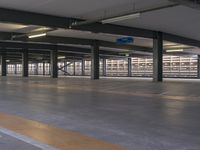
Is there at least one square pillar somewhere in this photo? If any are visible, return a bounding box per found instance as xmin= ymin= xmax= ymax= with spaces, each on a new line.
xmin=153 ymin=31 xmax=163 ymax=82
xmin=14 ymin=64 xmax=17 ymax=75
xmin=82 ymin=59 xmax=85 ymax=76
xmin=22 ymin=50 xmax=29 ymax=77
xmin=102 ymin=58 xmax=107 ymax=76
xmin=128 ymin=57 xmax=132 ymax=77
xmin=35 ymin=63 xmax=38 ymax=75
xmin=91 ymin=40 xmax=100 ymax=80
xmin=73 ymin=58 xmax=76 ymax=76
xmin=64 ymin=60 xmax=68 ymax=75
xmin=198 ymin=55 xmax=200 ymax=78
xmin=43 ymin=62 xmax=45 ymax=76
xmin=50 ymin=50 xmax=58 ymax=78
xmin=1 ymin=52 xmax=7 ymax=76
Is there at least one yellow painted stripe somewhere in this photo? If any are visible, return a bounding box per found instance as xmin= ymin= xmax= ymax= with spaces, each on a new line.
xmin=0 ymin=113 xmax=128 ymax=150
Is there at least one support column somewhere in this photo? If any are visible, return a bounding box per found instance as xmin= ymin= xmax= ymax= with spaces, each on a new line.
xmin=14 ymin=64 xmax=17 ymax=75
xmin=128 ymin=57 xmax=132 ymax=77
xmin=153 ymin=31 xmax=163 ymax=82
xmin=35 ymin=63 xmax=38 ymax=75
xmin=1 ymin=52 xmax=7 ymax=76
xmin=91 ymin=40 xmax=100 ymax=80
xmin=22 ymin=50 xmax=29 ymax=77
xmin=43 ymin=62 xmax=45 ymax=76
xmin=64 ymin=60 xmax=67 ymax=75
xmin=82 ymin=59 xmax=85 ymax=76
xmin=50 ymin=50 xmax=58 ymax=78
xmin=197 ymin=55 xmax=200 ymax=78
xmin=49 ymin=62 xmax=51 ymax=75
xmin=102 ymin=58 xmax=107 ymax=76
xmin=73 ymin=58 xmax=76 ymax=76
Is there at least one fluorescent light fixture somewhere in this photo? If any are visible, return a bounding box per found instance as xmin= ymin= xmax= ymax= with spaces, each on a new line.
xmin=28 ymin=33 xmax=47 ymax=39
xmin=125 ymin=53 xmax=130 ymax=57
xmin=164 ymin=43 xmax=176 ymax=46
xmin=166 ymin=49 xmax=184 ymax=52
xmin=102 ymin=13 xmax=140 ymax=24
xmin=6 ymin=60 xmax=10 ymax=63
xmin=58 ymin=56 xmax=66 ymax=59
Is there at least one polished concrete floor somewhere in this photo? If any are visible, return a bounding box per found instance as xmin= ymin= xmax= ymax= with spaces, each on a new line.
xmin=0 ymin=77 xmax=200 ymax=150
xmin=0 ymin=132 xmax=40 ymax=150
xmin=0 ymin=113 xmax=126 ymax=150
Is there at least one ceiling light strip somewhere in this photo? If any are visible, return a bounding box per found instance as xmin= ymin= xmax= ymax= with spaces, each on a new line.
xmin=166 ymin=49 xmax=184 ymax=52
xmin=28 ymin=33 xmax=47 ymax=39
xmin=101 ymin=13 xmax=140 ymax=24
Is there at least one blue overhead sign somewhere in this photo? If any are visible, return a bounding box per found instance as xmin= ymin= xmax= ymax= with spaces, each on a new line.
xmin=116 ymin=37 xmax=134 ymax=45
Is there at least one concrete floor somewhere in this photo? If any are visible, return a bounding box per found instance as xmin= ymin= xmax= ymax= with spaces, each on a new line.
xmin=0 ymin=77 xmax=200 ymax=150
xmin=0 ymin=132 xmax=40 ymax=150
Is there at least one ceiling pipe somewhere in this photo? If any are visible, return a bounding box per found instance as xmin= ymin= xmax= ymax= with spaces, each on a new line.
xmin=11 ymin=28 xmax=56 ymax=40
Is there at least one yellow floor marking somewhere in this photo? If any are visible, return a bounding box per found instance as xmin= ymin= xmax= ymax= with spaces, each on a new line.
xmin=0 ymin=113 xmax=128 ymax=150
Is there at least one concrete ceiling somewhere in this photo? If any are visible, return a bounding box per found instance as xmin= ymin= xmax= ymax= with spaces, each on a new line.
xmin=0 ymin=0 xmax=171 ymax=18
xmin=0 ymin=0 xmax=199 ymax=41
xmin=115 ymin=5 xmax=200 ymax=41
xmin=0 ymin=0 xmax=199 ymax=55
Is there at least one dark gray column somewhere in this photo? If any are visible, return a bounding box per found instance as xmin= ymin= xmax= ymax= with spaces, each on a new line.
xmin=91 ymin=40 xmax=100 ymax=80
xmin=49 ymin=62 xmax=51 ymax=75
xmin=50 ymin=50 xmax=58 ymax=78
xmin=153 ymin=31 xmax=163 ymax=82
xmin=73 ymin=58 xmax=76 ymax=76
xmin=102 ymin=58 xmax=107 ymax=76
xmin=128 ymin=57 xmax=132 ymax=77
xmin=35 ymin=63 xmax=38 ymax=75
xmin=1 ymin=52 xmax=7 ymax=76
xmin=43 ymin=62 xmax=45 ymax=76
xmin=14 ymin=64 xmax=17 ymax=75
xmin=64 ymin=60 xmax=67 ymax=75
xmin=198 ymin=55 xmax=200 ymax=78
xmin=82 ymin=59 xmax=85 ymax=76
xmin=22 ymin=50 xmax=29 ymax=77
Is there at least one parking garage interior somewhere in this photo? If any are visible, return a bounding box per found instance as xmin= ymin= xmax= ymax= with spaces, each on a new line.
xmin=0 ymin=0 xmax=200 ymax=150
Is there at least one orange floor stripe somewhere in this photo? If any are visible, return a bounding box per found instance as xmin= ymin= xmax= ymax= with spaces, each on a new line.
xmin=0 ymin=113 xmax=128 ymax=150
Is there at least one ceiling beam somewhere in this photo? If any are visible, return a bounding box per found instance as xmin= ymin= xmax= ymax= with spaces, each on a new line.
xmin=0 ymin=32 xmax=152 ymax=52
xmin=73 ymin=23 xmax=154 ymax=38
xmin=4 ymin=53 xmax=83 ymax=60
xmin=30 ymin=36 xmax=92 ymax=45
xmin=2 ymin=50 xmax=125 ymax=61
xmin=163 ymin=33 xmax=200 ymax=47
xmin=0 ymin=7 xmax=154 ymax=38
xmin=0 ymin=41 xmax=55 ymax=50
xmin=168 ymin=0 xmax=200 ymax=10
xmin=27 ymin=36 xmax=152 ymax=52
xmin=99 ymin=40 xmax=152 ymax=52
xmin=0 ymin=7 xmax=199 ymax=48
xmin=0 ymin=40 xmax=125 ymax=57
